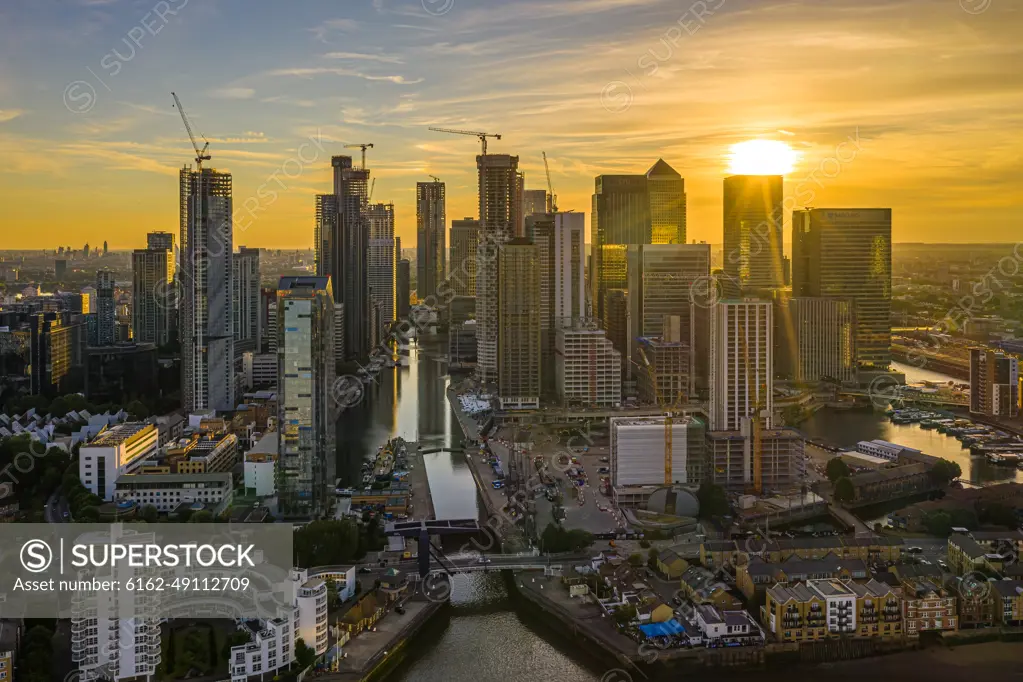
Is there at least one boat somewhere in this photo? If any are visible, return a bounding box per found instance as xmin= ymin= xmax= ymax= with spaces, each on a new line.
xmin=986 ymin=453 xmax=1022 ymax=466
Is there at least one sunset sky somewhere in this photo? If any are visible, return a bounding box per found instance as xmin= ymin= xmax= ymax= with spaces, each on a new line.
xmin=0 ymin=0 xmax=1020 ymax=249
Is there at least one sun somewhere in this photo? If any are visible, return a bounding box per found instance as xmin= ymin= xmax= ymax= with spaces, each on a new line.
xmin=727 ymin=139 xmax=800 ymax=175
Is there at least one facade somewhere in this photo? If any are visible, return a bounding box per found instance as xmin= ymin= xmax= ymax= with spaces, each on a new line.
xmin=497 ymin=238 xmax=540 ymax=409
xmin=113 ymin=472 xmax=233 ymax=513
xmin=416 ymin=180 xmax=446 ymax=300
xmin=79 ymin=423 xmax=160 ymax=500
xmin=164 ymin=432 xmax=239 ymax=474
xmin=95 ymin=268 xmax=116 ymax=346
xmin=970 ymin=348 xmax=1019 ymax=417
xmin=276 ymin=276 xmax=336 ymax=518
xmin=722 ymin=175 xmax=784 ymax=293
xmin=314 ymin=194 xmax=338 ymax=285
xmin=29 ymin=311 xmax=75 ymax=396
xmin=555 ymin=327 xmax=622 ymax=407
xmin=792 ymin=208 xmax=893 ymax=368
xmin=131 ymin=236 xmax=175 ymax=346
xmin=396 ymin=259 xmax=411 ymax=320
xmin=449 ymin=217 xmax=481 ymax=297
xmin=477 ymin=154 xmax=522 ymax=383
xmin=367 ymin=202 xmax=397 ymax=325
xmin=232 ymin=246 xmax=262 ymax=357
xmin=242 ymin=351 xmax=277 ymax=389
xmin=180 ymin=166 xmax=235 ymax=412
xmin=763 ymin=579 xmax=902 ymax=641
xmin=325 ymin=156 xmax=370 ymax=360
xmin=646 ymin=159 xmax=686 ymax=245
xmin=707 ymin=428 xmax=803 ymax=491
xmin=709 ymin=300 xmax=773 ymax=431
xmin=604 ymin=288 xmax=631 ymax=385
xmin=245 ymin=432 xmax=278 ymax=497
xmin=636 ymin=330 xmax=689 ymax=405
xmin=592 ymin=174 xmax=650 ymax=322
xmin=610 ymin=415 xmax=705 ymax=486
xmin=777 ymin=296 xmax=855 ymax=382
xmin=522 ymin=188 xmax=548 ymax=217
xmin=901 ymin=578 xmax=958 ymax=635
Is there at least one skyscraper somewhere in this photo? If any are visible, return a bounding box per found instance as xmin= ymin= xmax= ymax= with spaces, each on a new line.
xmin=147 ymin=231 xmax=175 ymax=252
xmin=792 ymin=208 xmax=893 ymax=369
xmin=367 ymin=202 xmax=396 ymax=327
xmin=722 ymin=175 xmax=784 ymax=293
xmin=276 ymin=275 xmax=336 ymax=518
xmin=450 ymin=218 xmax=481 ymax=297
xmin=416 ymin=180 xmax=446 ymax=301
xmin=314 ymin=194 xmax=338 ymax=281
xmin=646 ymin=159 xmax=686 ymax=245
xmin=970 ymin=348 xmax=1019 ymax=418
xmin=396 ymin=259 xmax=411 ymax=320
xmin=477 ymin=154 xmax=521 ymax=383
xmin=497 ymin=238 xmax=540 ymax=408
xmin=591 ymin=173 xmax=650 ymax=321
xmin=709 ymin=299 xmax=773 ymax=431
xmin=95 ymin=268 xmax=116 ymax=346
xmin=777 ymin=297 xmax=855 ymax=383
xmin=179 ymin=166 xmax=234 ymax=412
xmin=132 ymin=235 xmax=174 ymax=346
xmin=327 ymin=155 xmax=370 ymax=360
xmin=232 ymin=246 xmax=261 ymax=357
xmin=522 ymin=188 xmax=548 ymax=217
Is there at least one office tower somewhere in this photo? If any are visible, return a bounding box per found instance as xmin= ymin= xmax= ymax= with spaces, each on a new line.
xmin=416 ymin=180 xmax=446 ymax=301
xmin=80 ymin=285 xmax=94 ymax=314
xmin=233 ymin=246 xmax=262 ymax=357
xmin=449 ymin=296 xmax=477 ymax=370
xmin=314 ymin=193 xmax=339 ymax=280
xmin=397 ymin=259 xmax=411 ymax=320
xmin=497 ymin=238 xmax=540 ymax=408
xmin=95 ymin=268 xmax=116 ymax=346
xmin=276 ymin=276 xmax=336 ymax=518
xmin=30 ymin=311 xmax=73 ymax=396
xmin=367 ymin=202 xmax=396 ymax=326
xmin=477 ymin=154 xmax=521 ymax=383
xmin=179 ymin=166 xmax=235 ymax=412
xmin=636 ymin=317 xmax=689 ymax=406
xmin=147 ymin=231 xmax=174 ymax=252
xmin=604 ymin=289 xmax=631 ymax=384
xmin=970 ymin=348 xmax=1019 ymax=417
xmin=132 ymin=237 xmax=174 ymax=346
xmin=792 ymin=208 xmax=893 ymax=369
xmin=327 ymin=155 xmax=370 ymax=360
xmin=555 ymin=327 xmax=622 ymax=407
xmin=84 ymin=243 xmax=90 ymax=258
xmin=333 ymin=303 xmax=345 ymax=361
xmin=259 ymin=287 xmax=276 ymax=353
xmin=450 ymin=218 xmax=481 ymax=297
xmin=103 ymin=240 xmax=109 ymax=255
xmin=522 ymin=188 xmax=548 ymax=217
xmin=709 ymin=299 xmax=773 ymax=431
xmin=591 ymin=173 xmax=650 ymax=321
xmin=776 ymin=297 xmax=855 ymax=383
xmin=55 ymin=259 xmax=67 ymax=279
xmin=646 ymin=159 xmax=686 ymax=245
xmin=722 ymin=175 xmax=784 ymax=293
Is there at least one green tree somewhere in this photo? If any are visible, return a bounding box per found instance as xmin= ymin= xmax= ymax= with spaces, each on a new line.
xmin=293 ymin=519 xmax=361 ymax=567
xmin=826 ymin=457 xmax=851 ymax=482
xmin=77 ymin=506 xmax=100 ymax=522
xmin=294 ymin=638 xmax=317 ymax=670
xmin=140 ymin=504 xmax=160 ymax=523
xmin=979 ymin=503 xmax=1018 ymax=529
xmin=833 ymin=477 xmax=855 ymax=503
xmin=929 ymin=458 xmax=962 ymax=485
xmin=189 ymin=510 xmax=215 ymax=523
xmin=628 ymin=553 xmax=643 ymax=567
xmin=614 ymin=604 xmax=637 ymax=626
xmin=922 ymin=510 xmax=953 ymax=537
xmin=696 ymin=481 xmax=730 ymax=519
xmin=647 ymin=547 xmax=659 ymax=565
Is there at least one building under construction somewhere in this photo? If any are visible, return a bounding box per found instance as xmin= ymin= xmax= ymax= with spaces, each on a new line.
xmin=706 ymin=426 xmax=804 ymax=492
xmin=555 ymin=326 xmax=621 ymax=407
xmin=636 ymin=316 xmax=690 ymax=406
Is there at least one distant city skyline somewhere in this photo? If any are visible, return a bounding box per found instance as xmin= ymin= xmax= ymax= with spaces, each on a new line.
xmin=1 ymin=0 xmax=1019 ymax=248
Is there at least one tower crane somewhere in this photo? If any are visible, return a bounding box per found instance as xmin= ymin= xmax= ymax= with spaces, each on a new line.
xmin=429 ymin=175 xmax=441 ymax=183
xmin=171 ymin=92 xmax=210 ymax=169
xmin=542 ymin=151 xmax=558 ymax=213
xmin=368 ymin=178 xmax=376 ymax=203
xmin=344 ymin=143 xmax=374 ymax=169
xmin=428 ymin=127 xmax=502 ymax=155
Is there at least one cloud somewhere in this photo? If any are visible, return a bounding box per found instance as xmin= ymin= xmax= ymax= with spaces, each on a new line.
xmin=309 ymin=18 xmax=361 ymax=43
xmin=263 ymin=67 xmax=423 ymax=84
xmin=324 ymin=51 xmax=404 ymax=64
xmin=213 ymin=87 xmax=256 ymax=99
xmin=0 ymin=109 xmax=25 ymax=123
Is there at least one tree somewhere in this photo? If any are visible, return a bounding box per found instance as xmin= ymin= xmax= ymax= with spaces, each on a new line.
xmin=929 ymin=459 xmax=962 ymax=486
xmin=294 ymin=638 xmax=317 ymax=670
xmin=188 ymin=510 xmax=215 ymax=523
xmin=826 ymin=457 xmax=851 ymax=483
xmin=833 ymin=477 xmax=855 ymax=503
xmin=77 ymin=506 xmax=100 ymax=522
xmin=647 ymin=547 xmax=659 ymax=565
xmin=614 ymin=604 xmax=637 ymax=626
xmin=696 ymin=481 xmax=730 ymax=519
xmin=979 ymin=503 xmax=1018 ymax=529
xmin=628 ymin=553 xmax=643 ymax=567
xmin=125 ymin=400 xmax=149 ymax=420
xmin=140 ymin=504 xmax=159 ymax=523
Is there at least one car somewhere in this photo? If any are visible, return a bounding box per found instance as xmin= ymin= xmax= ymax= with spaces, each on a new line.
xmin=938 ymin=560 xmax=949 ymax=570
xmin=359 ymin=566 xmax=373 ymax=574
xmin=395 ymin=605 xmax=406 ymax=615
xmin=477 ymin=556 xmax=492 ymax=564
xmin=907 ymin=546 xmax=923 ymax=554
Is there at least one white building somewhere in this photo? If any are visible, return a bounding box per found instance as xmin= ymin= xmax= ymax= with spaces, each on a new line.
xmin=610 ymin=416 xmax=702 ymax=486
xmin=245 ymin=431 xmax=278 ymax=497
xmin=113 ymin=472 xmax=233 ymax=513
xmin=807 ymin=579 xmax=857 ymax=635
xmin=555 ymin=327 xmax=621 ymax=407
xmin=243 ymin=351 xmax=278 ymax=389
xmin=79 ymin=423 xmax=159 ymax=500
xmin=856 ymin=439 xmax=918 ymax=461
xmin=694 ymin=604 xmax=762 ymax=642
xmin=709 ymin=299 xmax=773 ymax=431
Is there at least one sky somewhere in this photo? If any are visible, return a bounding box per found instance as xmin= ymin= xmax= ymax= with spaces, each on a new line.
xmin=0 ymin=0 xmax=1021 ymax=250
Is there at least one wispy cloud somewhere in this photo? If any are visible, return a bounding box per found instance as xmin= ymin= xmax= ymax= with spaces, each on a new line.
xmin=0 ymin=109 xmax=26 ymax=123
xmin=324 ymin=51 xmax=404 ymax=64
xmin=309 ymin=18 xmax=361 ymax=43
xmin=212 ymin=87 xmax=256 ymax=99
xmin=263 ymin=67 xmax=423 ymax=84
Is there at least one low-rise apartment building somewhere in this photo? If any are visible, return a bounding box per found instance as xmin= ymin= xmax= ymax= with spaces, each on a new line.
xmin=993 ymin=579 xmax=1023 ymax=626
xmin=762 ymin=578 xmax=903 ymax=641
xmin=114 ymin=472 xmax=233 ymax=514
xmin=738 ymin=556 xmax=869 ymax=599
xmin=902 ymin=578 xmax=958 ymax=635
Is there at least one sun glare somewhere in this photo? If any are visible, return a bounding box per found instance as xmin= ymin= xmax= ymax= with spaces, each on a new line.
xmin=727 ymin=139 xmax=800 ymax=175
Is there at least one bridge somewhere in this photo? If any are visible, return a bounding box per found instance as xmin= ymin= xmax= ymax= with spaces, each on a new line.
xmin=309 ymin=551 xmax=586 ymax=583
xmin=384 ymin=519 xmax=482 ymax=577
xmin=837 ymin=387 xmax=968 ymax=407
xmin=418 ymin=447 xmax=464 ymax=455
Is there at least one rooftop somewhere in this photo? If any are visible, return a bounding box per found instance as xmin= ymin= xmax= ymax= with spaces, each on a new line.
xmin=115 ymin=472 xmax=233 ymax=486
xmin=87 ymin=422 xmax=153 ymax=447
xmin=808 ymin=578 xmax=856 ymax=598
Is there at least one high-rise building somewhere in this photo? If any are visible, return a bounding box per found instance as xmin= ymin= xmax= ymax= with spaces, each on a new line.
xmin=646 ymin=159 xmax=686 ymax=245
xmin=450 ymin=218 xmax=481 ymax=298
xmin=325 ymin=155 xmax=370 ymax=360
xmin=179 ymin=166 xmax=235 ymax=412
xmin=416 ymin=180 xmax=446 ymax=301
xmin=792 ymin=208 xmax=893 ymax=369
xmin=522 ymin=188 xmax=548 ymax=217
xmin=333 ymin=303 xmax=344 ymax=361
xmin=636 ymin=318 xmax=690 ymax=406
xmin=232 ymin=246 xmax=261 ymax=357
xmin=777 ymin=297 xmax=855 ymax=383
xmin=709 ymin=299 xmax=773 ymax=431
xmin=103 ymin=240 xmax=109 ymax=255
xmin=722 ymin=175 xmax=784 ymax=293
xmin=276 ymin=276 xmax=336 ymax=518
xmin=477 ymin=154 xmax=521 ymax=383
xmin=611 ymin=415 xmax=705 ymax=487
xmin=367 ymin=202 xmax=396 ymax=326
xmin=55 ymin=259 xmax=67 ymax=279
xmin=497 ymin=238 xmax=540 ymax=408
xmin=591 ymin=174 xmax=650 ymax=321
xmin=147 ymin=231 xmax=175 ymax=252
xmin=30 ymin=311 xmax=74 ymax=396
xmin=95 ymin=268 xmax=116 ymax=346
xmin=555 ymin=327 xmax=622 ymax=407
xmin=970 ymin=348 xmax=1019 ymax=418
xmin=397 ymin=259 xmax=411 ymax=320
xmin=132 ymin=236 xmax=174 ymax=346
xmin=314 ymin=193 xmax=338 ymax=281
xmin=707 ymin=426 xmax=804 ymax=491
xmin=604 ymin=288 xmax=631 ymax=384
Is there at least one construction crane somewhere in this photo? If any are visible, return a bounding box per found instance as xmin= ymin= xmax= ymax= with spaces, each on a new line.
xmin=637 ymin=348 xmax=686 ymax=488
xmin=368 ymin=178 xmax=376 ymax=203
xmin=542 ymin=151 xmax=558 ymax=212
xmin=740 ymin=330 xmax=766 ymax=496
xmin=171 ymin=92 xmax=210 ymax=169
xmin=428 ymin=127 xmax=502 ymax=155
xmin=429 ymin=175 xmax=441 ymax=183
xmin=344 ymin=143 xmax=374 ymax=169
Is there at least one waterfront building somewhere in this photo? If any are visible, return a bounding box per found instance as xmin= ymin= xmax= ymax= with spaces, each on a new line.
xmin=900 ymin=578 xmax=958 ymax=635
xmin=367 ymin=202 xmax=396 ymax=326
xmin=449 ymin=218 xmax=481 ymax=298
xmin=416 ymin=180 xmax=446 ymax=300
xmin=113 ymin=471 xmax=233 ymax=514
xmin=232 ymin=246 xmax=262 ymax=357
xmin=180 ymin=166 xmax=235 ymax=412
xmin=762 ymin=579 xmax=902 ymax=641
xmin=497 ymin=238 xmax=540 ymax=409
xmin=709 ymin=299 xmax=773 ymax=431
xmin=792 ymin=208 xmax=892 ymax=369
xmin=776 ymin=296 xmax=855 ymax=383
xmin=993 ymin=580 xmax=1023 ymax=626
xmin=610 ymin=415 xmax=705 ymax=486
xmin=276 ymin=276 xmax=336 ymax=518
xmin=737 ymin=555 xmax=869 ymax=599
xmin=132 ymin=236 xmax=175 ymax=346
xmin=555 ymin=326 xmax=622 ymax=407
xmin=79 ymin=422 xmax=160 ymax=500
xmin=722 ymin=175 xmax=784 ymax=293
xmin=969 ymin=347 xmax=1019 ymax=417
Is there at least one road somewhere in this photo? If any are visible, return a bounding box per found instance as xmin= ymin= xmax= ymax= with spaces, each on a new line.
xmin=44 ymin=490 xmax=70 ymax=523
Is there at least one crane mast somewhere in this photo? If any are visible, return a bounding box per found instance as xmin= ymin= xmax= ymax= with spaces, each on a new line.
xmin=428 ymin=127 xmax=502 ymax=155
xmin=344 ymin=143 xmax=374 ymax=170
xmin=171 ymin=92 xmax=210 ymax=169
xmin=542 ymin=151 xmax=557 ymax=212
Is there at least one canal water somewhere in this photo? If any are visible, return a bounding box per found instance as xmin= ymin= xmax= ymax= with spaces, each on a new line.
xmin=800 ymin=361 xmax=1022 ymax=486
